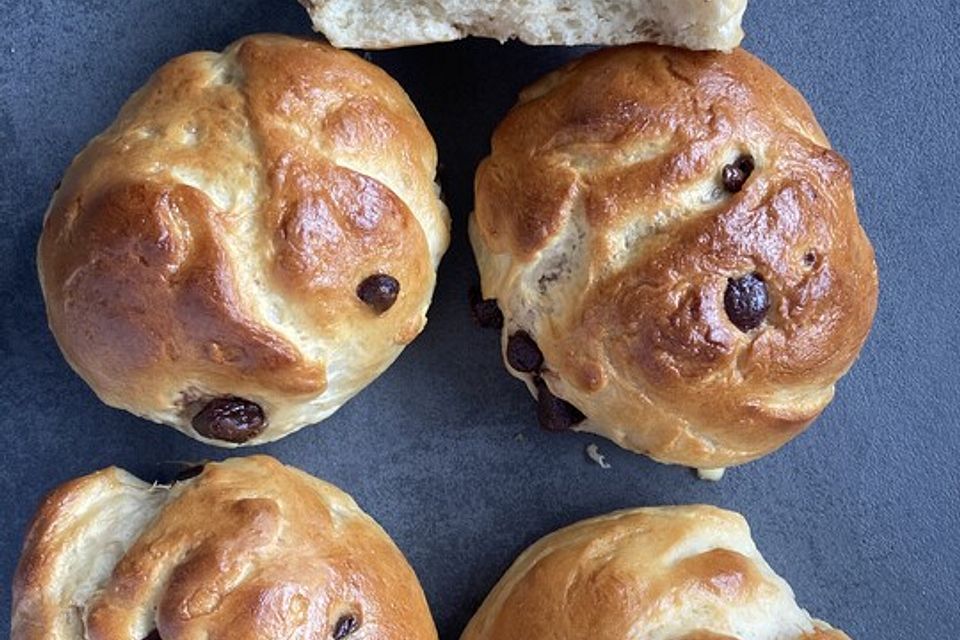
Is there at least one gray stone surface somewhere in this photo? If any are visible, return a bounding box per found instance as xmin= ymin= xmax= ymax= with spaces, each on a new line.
xmin=1 ymin=1 xmax=958 ymax=637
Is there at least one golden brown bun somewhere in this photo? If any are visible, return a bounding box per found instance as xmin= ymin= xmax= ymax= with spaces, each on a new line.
xmin=12 ymin=455 xmax=437 ymax=640
xmin=461 ymin=505 xmax=850 ymax=640
xmin=471 ymin=45 xmax=878 ymax=469
xmin=37 ymin=34 xmax=450 ymax=446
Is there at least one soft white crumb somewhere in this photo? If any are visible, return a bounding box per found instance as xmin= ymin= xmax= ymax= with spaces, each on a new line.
xmin=514 ymin=432 xmax=526 ymax=442
xmin=302 ymin=0 xmax=747 ymax=51
xmin=697 ymin=467 xmax=726 ymax=481
xmin=586 ymin=444 xmax=611 ymax=469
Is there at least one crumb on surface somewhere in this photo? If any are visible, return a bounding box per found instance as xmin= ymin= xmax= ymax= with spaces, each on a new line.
xmin=697 ymin=467 xmax=726 ymax=481
xmin=586 ymin=443 xmax=611 ymax=469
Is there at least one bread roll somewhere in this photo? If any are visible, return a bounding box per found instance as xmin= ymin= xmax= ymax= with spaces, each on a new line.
xmin=462 ymin=505 xmax=850 ymax=640
xmin=12 ymin=456 xmax=437 ymax=640
xmin=37 ymin=34 xmax=449 ymax=446
xmin=470 ymin=45 xmax=878 ymax=470
xmin=301 ymin=0 xmax=748 ymax=51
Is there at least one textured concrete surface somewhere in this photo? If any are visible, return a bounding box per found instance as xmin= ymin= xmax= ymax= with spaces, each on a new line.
xmin=1 ymin=1 xmax=958 ymax=637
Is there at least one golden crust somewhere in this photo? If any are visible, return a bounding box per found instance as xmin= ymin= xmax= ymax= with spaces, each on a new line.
xmin=461 ymin=505 xmax=851 ymax=640
xmin=471 ymin=45 xmax=878 ymax=468
xmin=38 ymin=34 xmax=449 ymax=445
xmin=12 ymin=456 xmax=437 ymax=640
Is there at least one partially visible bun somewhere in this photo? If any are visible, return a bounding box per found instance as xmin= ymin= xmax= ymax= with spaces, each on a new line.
xmin=301 ymin=0 xmax=748 ymax=51
xmin=37 ymin=34 xmax=449 ymax=446
xmin=462 ymin=505 xmax=850 ymax=640
xmin=13 ymin=456 xmax=437 ymax=640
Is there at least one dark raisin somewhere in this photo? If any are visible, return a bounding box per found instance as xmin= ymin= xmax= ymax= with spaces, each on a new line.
xmin=357 ymin=274 xmax=400 ymax=314
xmin=469 ymin=285 xmax=503 ymax=330
xmin=142 ymin=630 xmax=161 ymax=640
xmin=191 ymin=397 xmax=266 ymax=443
xmin=724 ymin=273 xmax=769 ymax=332
xmin=333 ymin=614 xmax=359 ymax=639
xmin=151 ymin=462 xmax=205 ymax=485
xmin=803 ymin=250 xmax=817 ymax=267
xmin=174 ymin=464 xmax=205 ymax=482
xmin=534 ymin=376 xmax=585 ymax=431
xmin=721 ymin=154 xmax=755 ymax=193
xmin=506 ymin=331 xmax=543 ymax=373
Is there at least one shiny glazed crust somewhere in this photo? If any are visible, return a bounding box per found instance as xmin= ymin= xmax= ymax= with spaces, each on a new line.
xmin=12 ymin=456 xmax=438 ymax=640
xmin=37 ymin=34 xmax=450 ymax=445
xmin=471 ymin=45 xmax=878 ymax=468
xmin=461 ymin=505 xmax=850 ymax=640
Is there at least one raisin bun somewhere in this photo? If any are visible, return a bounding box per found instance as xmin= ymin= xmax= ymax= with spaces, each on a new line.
xmin=470 ymin=45 xmax=878 ymax=471
xmin=461 ymin=505 xmax=850 ymax=640
xmin=12 ymin=455 xmax=437 ymax=640
xmin=37 ymin=34 xmax=450 ymax=446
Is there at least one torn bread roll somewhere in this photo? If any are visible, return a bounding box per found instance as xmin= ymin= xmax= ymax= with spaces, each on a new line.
xmin=12 ymin=456 xmax=437 ymax=640
xmin=462 ymin=505 xmax=850 ymax=640
xmin=301 ymin=0 xmax=748 ymax=51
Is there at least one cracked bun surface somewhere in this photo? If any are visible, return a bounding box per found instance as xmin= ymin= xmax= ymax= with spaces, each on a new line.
xmin=461 ymin=505 xmax=850 ymax=640
xmin=37 ymin=34 xmax=450 ymax=446
xmin=12 ymin=456 xmax=438 ymax=640
xmin=470 ymin=45 xmax=878 ymax=468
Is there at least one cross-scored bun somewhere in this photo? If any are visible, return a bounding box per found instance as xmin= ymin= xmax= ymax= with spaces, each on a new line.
xmin=461 ymin=505 xmax=850 ymax=640
xmin=37 ymin=34 xmax=450 ymax=446
xmin=12 ymin=456 xmax=437 ymax=640
xmin=470 ymin=45 xmax=878 ymax=470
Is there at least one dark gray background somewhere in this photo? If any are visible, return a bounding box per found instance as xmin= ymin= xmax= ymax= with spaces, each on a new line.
xmin=2 ymin=1 xmax=958 ymax=637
